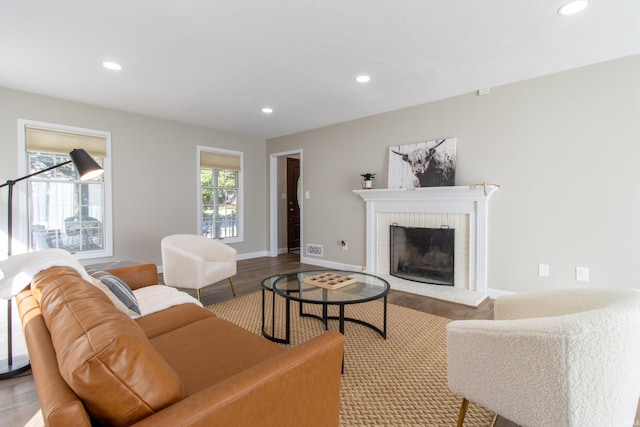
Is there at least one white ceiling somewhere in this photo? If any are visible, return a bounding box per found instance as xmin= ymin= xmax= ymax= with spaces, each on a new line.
xmin=1 ymin=1 xmax=639 ymax=140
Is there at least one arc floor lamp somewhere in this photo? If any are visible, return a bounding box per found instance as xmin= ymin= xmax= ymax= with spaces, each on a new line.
xmin=0 ymin=148 xmax=103 ymax=379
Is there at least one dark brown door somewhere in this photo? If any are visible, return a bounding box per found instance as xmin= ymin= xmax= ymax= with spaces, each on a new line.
xmin=287 ymin=157 xmax=300 ymax=251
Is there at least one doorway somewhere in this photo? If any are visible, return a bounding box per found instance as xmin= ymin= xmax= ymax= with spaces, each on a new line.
xmin=286 ymin=157 xmax=300 ymax=252
xmin=269 ymin=150 xmax=302 ymax=257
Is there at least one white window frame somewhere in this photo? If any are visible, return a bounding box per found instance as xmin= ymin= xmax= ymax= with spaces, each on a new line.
xmin=197 ymin=146 xmax=243 ymax=243
xmin=17 ymin=119 xmax=113 ymax=259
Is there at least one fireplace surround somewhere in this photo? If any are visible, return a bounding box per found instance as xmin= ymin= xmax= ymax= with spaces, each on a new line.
xmin=354 ymin=185 xmax=499 ymax=306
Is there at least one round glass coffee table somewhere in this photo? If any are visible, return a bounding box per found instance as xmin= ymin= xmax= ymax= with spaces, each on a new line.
xmin=261 ymin=270 xmax=390 ymax=344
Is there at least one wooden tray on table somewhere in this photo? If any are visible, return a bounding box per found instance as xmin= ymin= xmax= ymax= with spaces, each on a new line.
xmin=303 ymin=272 xmax=356 ymax=290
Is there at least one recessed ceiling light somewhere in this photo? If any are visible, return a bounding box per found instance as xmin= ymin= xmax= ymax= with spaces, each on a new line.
xmin=102 ymin=61 xmax=122 ymax=71
xmin=356 ymin=75 xmax=371 ymax=83
xmin=558 ymin=1 xmax=588 ymax=16
xmin=262 ymin=107 xmax=273 ymax=114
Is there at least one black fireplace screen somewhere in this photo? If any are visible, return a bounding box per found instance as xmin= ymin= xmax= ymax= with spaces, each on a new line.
xmin=390 ymin=225 xmax=455 ymax=286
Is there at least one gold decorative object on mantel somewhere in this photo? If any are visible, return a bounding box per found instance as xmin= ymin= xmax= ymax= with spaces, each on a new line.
xmin=470 ymin=182 xmax=501 ymax=196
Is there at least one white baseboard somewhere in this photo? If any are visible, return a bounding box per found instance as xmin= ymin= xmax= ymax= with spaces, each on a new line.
xmin=299 ymin=256 xmax=362 ymax=272
xmin=237 ymin=250 xmax=269 ymax=261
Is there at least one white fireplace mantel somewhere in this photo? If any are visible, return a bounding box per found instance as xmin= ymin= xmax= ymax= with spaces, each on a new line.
xmin=354 ymin=185 xmax=499 ymax=296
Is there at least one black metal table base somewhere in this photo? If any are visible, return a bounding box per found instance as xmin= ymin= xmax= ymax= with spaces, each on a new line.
xmin=299 ymin=296 xmax=387 ymax=339
xmin=261 ymin=288 xmax=291 ymax=344
xmin=262 ymin=289 xmax=387 ymax=344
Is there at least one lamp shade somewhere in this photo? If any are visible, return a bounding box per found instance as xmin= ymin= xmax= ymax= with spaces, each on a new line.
xmin=69 ymin=148 xmax=104 ymax=180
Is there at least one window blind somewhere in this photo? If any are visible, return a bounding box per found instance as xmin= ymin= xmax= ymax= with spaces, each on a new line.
xmin=25 ymin=125 xmax=107 ymax=157
xmin=200 ymin=151 xmax=241 ymax=170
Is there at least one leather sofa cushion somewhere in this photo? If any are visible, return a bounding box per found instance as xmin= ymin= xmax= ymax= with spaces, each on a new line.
xmin=150 ymin=316 xmax=285 ymax=395
xmin=135 ymin=302 xmax=215 ymax=339
xmin=32 ymin=267 xmax=186 ymax=426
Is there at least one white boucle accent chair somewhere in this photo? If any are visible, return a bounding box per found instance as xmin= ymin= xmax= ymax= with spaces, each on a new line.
xmin=447 ymin=288 xmax=640 ymax=427
xmin=161 ymin=234 xmax=236 ymax=301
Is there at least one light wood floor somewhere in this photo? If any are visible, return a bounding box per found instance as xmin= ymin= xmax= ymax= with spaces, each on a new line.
xmin=1 ymin=253 xmax=636 ymax=426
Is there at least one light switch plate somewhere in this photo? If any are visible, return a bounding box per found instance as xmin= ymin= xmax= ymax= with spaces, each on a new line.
xmin=576 ymin=266 xmax=590 ymax=282
xmin=538 ymin=264 xmax=550 ymax=277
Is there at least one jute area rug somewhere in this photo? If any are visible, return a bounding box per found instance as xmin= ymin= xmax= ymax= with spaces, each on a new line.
xmin=207 ymin=291 xmax=495 ymax=426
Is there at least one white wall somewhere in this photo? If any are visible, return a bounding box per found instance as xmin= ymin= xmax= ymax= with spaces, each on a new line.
xmin=267 ymin=54 xmax=640 ymax=294
xmin=3 ymin=55 xmax=639 ymax=294
xmin=0 ymin=87 xmax=267 ymax=265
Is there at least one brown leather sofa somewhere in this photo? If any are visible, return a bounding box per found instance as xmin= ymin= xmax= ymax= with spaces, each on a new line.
xmin=16 ymin=264 xmax=345 ymax=427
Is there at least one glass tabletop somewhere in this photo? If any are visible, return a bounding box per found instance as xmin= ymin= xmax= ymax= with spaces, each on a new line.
xmin=271 ymin=270 xmax=390 ymax=305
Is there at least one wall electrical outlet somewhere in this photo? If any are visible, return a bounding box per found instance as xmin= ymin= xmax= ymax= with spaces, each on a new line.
xmin=576 ymin=266 xmax=590 ymax=282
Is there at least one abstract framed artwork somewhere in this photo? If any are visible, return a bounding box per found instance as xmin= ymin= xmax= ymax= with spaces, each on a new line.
xmin=388 ymin=137 xmax=457 ymax=189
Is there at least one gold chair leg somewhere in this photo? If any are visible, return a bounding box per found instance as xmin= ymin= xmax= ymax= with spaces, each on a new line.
xmin=457 ymin=398 xmax=469 ymax=427
xmin=196 ymin=288 xmax=201 ymax=301
xmin=228 ymin=277 xmax=236 ymax=297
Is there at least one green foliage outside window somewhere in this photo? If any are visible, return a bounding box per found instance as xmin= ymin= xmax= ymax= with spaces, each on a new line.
xmin=201 ymin=167 xmax=238 ymax=239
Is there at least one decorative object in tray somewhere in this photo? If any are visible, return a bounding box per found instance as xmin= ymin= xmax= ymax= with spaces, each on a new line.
xmin=303 ymin=272 xmax=356 ymax=290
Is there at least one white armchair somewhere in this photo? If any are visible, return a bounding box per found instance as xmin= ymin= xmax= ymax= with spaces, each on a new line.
xmin=447 ymin=288 xmax=640 ymax=427
xmin=161 ymin=234 xmax=237 ymax=301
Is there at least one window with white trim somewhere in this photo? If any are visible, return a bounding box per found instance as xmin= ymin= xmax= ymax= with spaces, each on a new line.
xmin=198 ymin=147 xmax=243 ymax=243
xmin=20 ymin=120 xmax=113 ymax=259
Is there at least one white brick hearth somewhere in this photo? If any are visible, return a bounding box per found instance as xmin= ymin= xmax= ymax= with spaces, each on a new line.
xmin=354 ymin=185 xmax=499 ymax=307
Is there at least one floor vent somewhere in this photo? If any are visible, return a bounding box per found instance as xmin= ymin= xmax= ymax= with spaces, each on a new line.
xmin=305 ymin=243 xmax=324 ymax=257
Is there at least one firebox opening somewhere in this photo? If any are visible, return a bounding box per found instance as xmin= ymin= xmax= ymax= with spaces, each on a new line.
xmin=390 ymin=225 xmax=455 ymax=286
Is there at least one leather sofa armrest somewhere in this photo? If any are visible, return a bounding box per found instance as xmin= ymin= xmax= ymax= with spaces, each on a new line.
xmin=132 ymin=331 xmax=345 ymax=427
xmin=16 ymin=290 xmax=93 ymax=426
xmin=106 ymin=263 xmax=158 ymax=290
